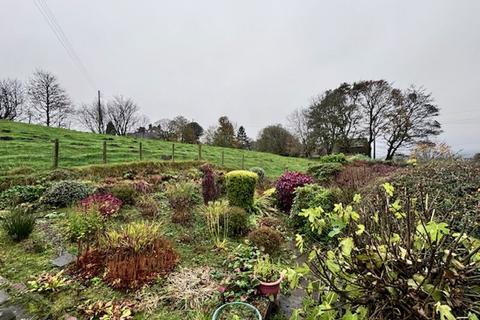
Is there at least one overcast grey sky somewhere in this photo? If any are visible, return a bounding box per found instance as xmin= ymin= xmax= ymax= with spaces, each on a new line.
xmin=1 ymin=0 xmax=479 ymax=155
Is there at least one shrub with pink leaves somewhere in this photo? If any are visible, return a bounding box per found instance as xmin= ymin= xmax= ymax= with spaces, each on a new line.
xmin=275 ymin=171 xmax=314 ymax=212
xmin=80 ymin=194 xmax=122 ymax=217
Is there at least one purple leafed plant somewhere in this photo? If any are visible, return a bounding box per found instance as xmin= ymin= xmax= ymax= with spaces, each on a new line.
xmin=200 ymin=164 xmax=217 ymax=204
xmin=275 ymin=171 xmax=314 ymax=212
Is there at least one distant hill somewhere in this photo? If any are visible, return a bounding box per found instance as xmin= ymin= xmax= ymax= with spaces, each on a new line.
xmin=0 ymin=120 xmax=314 ymax=177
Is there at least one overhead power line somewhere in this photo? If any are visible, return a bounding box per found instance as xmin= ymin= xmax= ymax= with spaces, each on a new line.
xmin=33 ymin=0 xmax=96 ymax=90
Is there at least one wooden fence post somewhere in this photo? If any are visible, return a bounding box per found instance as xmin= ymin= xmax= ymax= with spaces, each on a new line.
xmin=198 ymin=144 xmax=202 ymax=160
xmin=139 ymin=142 xmax=143 ymax=160
xmin=172 ymin=143 xmax=175 ymax=162
xmin=221 ymin=151 xmax=224 ymax=166
xmin=241 ymin=154 xmax=245 ymax=170
xmin=102 ymin=141 xmax=107 ymax=164
xmin=52 ymin=139 xmax=59 ymax=169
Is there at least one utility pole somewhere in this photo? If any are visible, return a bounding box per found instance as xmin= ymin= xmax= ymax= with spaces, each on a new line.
xmin=97 ymin=90 xmax=104 ymax=134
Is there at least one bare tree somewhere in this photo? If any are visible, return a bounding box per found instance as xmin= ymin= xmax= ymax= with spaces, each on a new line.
xmin=106 ymin=95 xmax=140 ymax=135
xmin=77 ymin=97 xmax=107 ymax=133
xmin=383 ymin=86 xmax=442 ymax=160
xmin=288 ymin=107 xmax=314 ymax=157
xmin=352 ymin=80 xmax=395 ymax=158
xmin=28 ymin=70 xmax=71 ymax=127
xmin=0 ymin=78 xmax=25 ymax=120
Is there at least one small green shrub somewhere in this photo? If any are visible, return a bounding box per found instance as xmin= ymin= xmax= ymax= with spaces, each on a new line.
xmin=291 ymin=184 xmax=337 ymax=214
xmin=41 ymin=180 xmax=92 ymax=207
xmin=247 ymin=226 xmax=282 ymax=254
xmin=291 ymin=184 xmax=338 ymax=233
xmin=222 ymin=206 xmax=249 ymax=237
xmin=66 ymin=209 xmax=104 ymax=244
xmin=225 ymin=170 xmax=258 ymax=210
xmin=347 ymin=154 xmax=371 ymax=162
xmin=249 ymin=167 xmax=265 ymax=183
xmin=318 ymin=153 xmax=347 ymax=164
xmin=307 ymin=162 xmax=343 ymax=181
xmin=0 ymin=185 xmax=46 ymax=209
xmin=110 ymin=183 xmax=136 ymax=205
xmin=1 ymin=210 xmax=35 ymax=241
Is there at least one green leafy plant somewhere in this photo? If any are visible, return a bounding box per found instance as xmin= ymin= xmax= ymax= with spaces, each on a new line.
xmin=253 ymin=255 xmax=279 ymax=282
xmin=225 ymin=170 xmax=258 ymax=210
xmin=66 ymin=207 xmax=105 ymax=249
xmin=41 ymin=180 xmax=91 ymax=207
xmin=28 ymin=270 xmax=71 ymax=293
xmin=247 ymin=226 xmax=282 ymax=254
xmin=294 ymin=182 xmax=480 ymax=319
xmin=1 ymin=209 xmax=35 ymax=241
xmin=318 ymin=153 xmax=347 ymax=164
xmin=223 ymin=244 xmax=261 ymax=300
xmin=0 ymin=184 xmax=45 ymax=209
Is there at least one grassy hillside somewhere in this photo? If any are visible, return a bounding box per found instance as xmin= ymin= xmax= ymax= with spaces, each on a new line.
xmin=0 ymin=120 xmax=314 ymax=177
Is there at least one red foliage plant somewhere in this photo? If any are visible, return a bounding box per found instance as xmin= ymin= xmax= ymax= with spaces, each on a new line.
xmin=103 ymin=237 xmax=178 ymax=289
xmin=80 ymin=193 xmax=122 ymax=217
xmin=200 ymin=164 xmax=217 ymax=204
xmin=275 ymin=171 xmax=314 ymax=212
xmin=334 ymin=161 xmax=399 ymax=191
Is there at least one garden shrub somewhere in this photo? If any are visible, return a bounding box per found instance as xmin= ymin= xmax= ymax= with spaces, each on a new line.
xmin=291 ymin=184 xmax=337 ymax=214
xmin=165 ymin=181 xmax=201 ymax=223
xmin=201 ymin=200 xmax=230 ymax=248
xmin=225 ymin=170 xmax=258 ymax=210
xmin=247 ymin=226 xmax=282 ymax=254
xmin=110 ymin=183 xmax=136 ymax=205
xmin=222 ymin=206 xmax=249 ymax=237
xmin=318 ymin=153 xmax=347 ymax=164
xmin=275 ymin=171 xmax=313 ymax=212
xmin=41 ymin=180 xmax=92 ymax=207
xmin=136 ymin=195 xmax=160 ymax=218
xmin=293 ymin=183 xmax=480 ymax=319
xmin=252 ymin=188 xmax=278 ymax=216
xmin=1 ymin=210 xmax=35 ymax=241
xmin=200 ymin=164 xmax=218 ymax=204
xmin=0 ymin=185 xmax=46 ymax=209
xmin=307 ymin=162 xmax=343 ymax=181
xmin=101 ymin=221 xmax=179 ymax=288
xmin=66 ymin=209 xmax=104 ymax=245
xmin=249 ymin=167 xmax=266 ymax=184
xmin=79 ymin=193 xmax=122 ymax=217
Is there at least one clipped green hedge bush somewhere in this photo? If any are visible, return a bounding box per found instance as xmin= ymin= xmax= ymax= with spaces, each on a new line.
xmin=225 ymin=170 xmax=258 ymax=210
xmin=41 ymin=180 xmax=92 ymax=208
xmin=307 ymin=162 xmax=343 ymax=181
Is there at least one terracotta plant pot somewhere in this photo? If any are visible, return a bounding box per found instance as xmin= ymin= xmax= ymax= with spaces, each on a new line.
xmin=258 ymin=273 xmax=284 ymax=297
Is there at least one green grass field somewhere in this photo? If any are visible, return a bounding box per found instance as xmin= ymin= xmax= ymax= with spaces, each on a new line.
xmin=0 ymin=120 xmax=314 ymax=177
